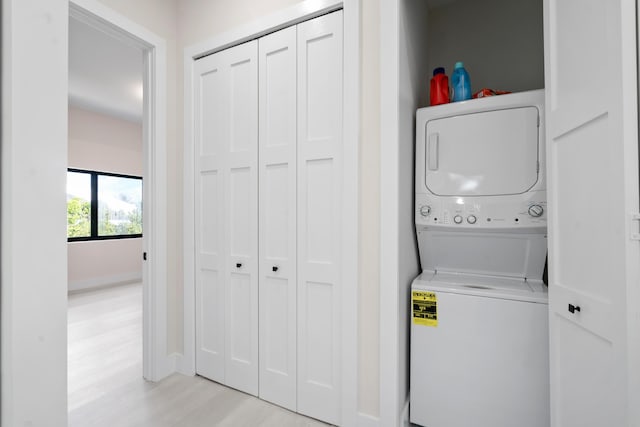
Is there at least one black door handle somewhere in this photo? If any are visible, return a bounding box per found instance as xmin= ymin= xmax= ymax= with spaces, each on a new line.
xmin=568 ymin=303 xmax=581 ymax=314
xmin=272 ymin=266 xmax=279 ymax=272
xmin=236 ymin=263 xmax=242 ymax=268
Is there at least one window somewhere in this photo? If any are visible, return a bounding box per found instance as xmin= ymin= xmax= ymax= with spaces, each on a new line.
xmin=67 ymin=169 xmax=142 ymax=241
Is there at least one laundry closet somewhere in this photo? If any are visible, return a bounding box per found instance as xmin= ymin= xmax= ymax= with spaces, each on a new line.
xmin=386 ymin=0 xmax=640 ymax=426
xmin=403 ymin=2 xmax=547 ymax=426
xmin=192 ymin=10 xmax=343 ymax=425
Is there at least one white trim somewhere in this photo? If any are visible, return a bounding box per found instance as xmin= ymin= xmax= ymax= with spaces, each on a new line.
xmin=624 ymin=0 xmax=640 ymax=423
xmin=342 ymin=0 xmax=360 ymax=425
xmin=68 ymin=272 xmax=142 ymax=293
xmin=181 ymin=1 xmax=360 ymax=424
xmin=69 ymin=0 xmax=172 ymax=382
xmin=358 ymin=412 xmax=381 ymax=427
xmin=179 ymin=40 xmax=197 ymax=377
xmin=379 ymin=0 xmax=401 ymax=426
xmin=178 ymin=39 xmax=197 ymax=377
xmin=69 ymin=0 xmax=166 ymax=48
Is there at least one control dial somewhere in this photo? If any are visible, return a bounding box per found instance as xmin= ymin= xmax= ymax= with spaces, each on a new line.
xmin=467 ymin=215 xmax=477 ymax=224
xmin=453 ymin=215 xmax=463 ymax=224
xmin=419 ymin=205 xmax=431 ymax=217
xmin=528 ymin=204 xmax=544 ymax=218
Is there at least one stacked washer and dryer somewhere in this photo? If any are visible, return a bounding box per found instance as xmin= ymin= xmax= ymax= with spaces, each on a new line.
xmin=410 ymin=90 xmax=550 ymax=427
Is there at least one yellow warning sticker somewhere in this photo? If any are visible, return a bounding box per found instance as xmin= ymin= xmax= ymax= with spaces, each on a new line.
xmin=412 ymin=291 xmax=437 ymax=327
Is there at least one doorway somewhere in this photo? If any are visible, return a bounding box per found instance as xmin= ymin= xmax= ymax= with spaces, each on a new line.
xmin=67 ymin=0 xmax=170 ymax=386
xmin=67 ymin=11 xmax=145 ymax=420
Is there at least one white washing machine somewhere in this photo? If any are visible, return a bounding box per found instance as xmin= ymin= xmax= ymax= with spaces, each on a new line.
xmin=410 ymin=90 xmax=550 ymax=427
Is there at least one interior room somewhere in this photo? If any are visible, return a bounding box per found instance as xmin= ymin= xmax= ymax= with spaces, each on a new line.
xmin=67 ymin=17 xmax=144 ymax=293
xmin=66 ymin=15 xmax=145 ymax=421
xmin=2 ymin=0 xmax=640 ymax=426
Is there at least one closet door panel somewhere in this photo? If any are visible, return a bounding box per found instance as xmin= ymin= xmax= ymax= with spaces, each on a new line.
xmin=305 ymin=159 xmax=334 ymax=262
xmin=296 ymin=11 xmax=343 ymax=425
xmin=194 ymin=54 xmax=228 ymax=383
xmin=227 ymin=165 xmax=253 ymax=379
xmin=258 ymin=25 xmax=298 ymax=411
xmin=223 ymin=41 xmax=259 ymax=396
xmin=545 ymin=0 xmax=640 ymax=425
xmin=228 ymin=272 xmax=252 ymax=359
xmin=230 ymin=56 xmax=258 ymax=153
xmin=228 ymin=167 xmax=252 ymax=257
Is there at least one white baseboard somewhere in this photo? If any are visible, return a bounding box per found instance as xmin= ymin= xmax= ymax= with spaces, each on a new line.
xmin=157 ymin=353 xmax=178 ymax=381
xmin=68 ymin=271 xmax=142 ymax=293
xmin=145 ymin=352 xmax=178 ymax=383
xmin=175 ymin=353 xmax=196 ymax=376
xmin=357 ymin=412 xmax=380 ymax=427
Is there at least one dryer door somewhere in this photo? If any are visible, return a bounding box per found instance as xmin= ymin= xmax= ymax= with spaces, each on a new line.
xmin=424 ymin=106 xmax=540 ymax=196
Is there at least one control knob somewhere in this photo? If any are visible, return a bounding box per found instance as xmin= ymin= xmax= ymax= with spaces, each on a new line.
xmin=467 ymin=215 xmax=477 ymax=224
xmin=528 ymin=204 xmax=544 ymax=218
xmin=453 ymin=215 xmax=463 ymax=224
xmin=419 ymin=205 xmax=431 ymax=217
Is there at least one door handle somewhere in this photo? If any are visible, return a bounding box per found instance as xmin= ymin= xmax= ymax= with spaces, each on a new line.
xmin=568 ymin=303 xmax=581 ymax=314
xmin=236 ymin=263 xmax=242 ymax=268
xmin=427 ymin=133 xmax=439 ymax=171
xmin=272 ymin=266 xmax=279 ymax=272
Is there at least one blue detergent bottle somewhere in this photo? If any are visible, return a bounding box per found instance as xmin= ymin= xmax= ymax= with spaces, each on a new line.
xmin=451 ymin=61 xmax=471 ymax=102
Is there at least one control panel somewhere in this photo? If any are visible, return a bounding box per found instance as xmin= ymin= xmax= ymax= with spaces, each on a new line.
xmin=415 ymin=192 xmax=547 ymax=229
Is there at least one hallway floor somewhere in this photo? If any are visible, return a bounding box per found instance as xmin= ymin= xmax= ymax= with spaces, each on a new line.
xmin=68 ymin=282 xmax=329 ymax=426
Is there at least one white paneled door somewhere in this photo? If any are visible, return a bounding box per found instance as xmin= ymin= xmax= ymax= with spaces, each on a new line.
xmin=296 ymin=11 xmax=343 ymax=425
xmin=195 ymin=40 xmax=259 ymax=397
xmin=544 ymin=0 xmax=640 ymax=426
xmin=194 ymin=11 xmax=344 ymax=425
xmin=258 ymin=25 xmax=298 ymax=411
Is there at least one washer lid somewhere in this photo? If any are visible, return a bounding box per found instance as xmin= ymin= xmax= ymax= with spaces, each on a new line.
xmin=424 ymin=106 xmax=540 ymax=197
xmin=417 ymin=229 xmax=548 ymax=280
xmin=413 ymin=270 xmax=548 ymax=303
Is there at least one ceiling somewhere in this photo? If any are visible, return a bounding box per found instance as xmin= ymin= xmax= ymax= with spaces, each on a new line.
xmin=69 ymin=17 xmax=143 ymax=123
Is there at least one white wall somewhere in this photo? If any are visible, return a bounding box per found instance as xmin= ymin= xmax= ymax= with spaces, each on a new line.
xmin=177 ymin=0 xmax=304 ymax=48
xmin=1 ymin=0 xmax=69 ymax=425
xmin=426 ymin=0 xmax=544 ymax=100
xmin=68 ymin=106 xmax=143 ymax=175
xmin=68 ymin=240 xmax=142 ymax=291
xmin=67 ymin=106 xmax=143 ymax=291
xmin=359 ymin=0 xmax=381 ymax=419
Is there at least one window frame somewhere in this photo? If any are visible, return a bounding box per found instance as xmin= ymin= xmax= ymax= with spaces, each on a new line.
xmin=67 ymin=168 xmax=143 ymax=242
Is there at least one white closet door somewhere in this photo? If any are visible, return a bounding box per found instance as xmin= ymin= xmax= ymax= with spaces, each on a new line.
xmin=224 ymin=41 xmax=259 ymax=396
xmin=194 ymin=40 xmax=259 ymax=397
xmin=544 ymin=0 xmax=640 ymax=426
xmin=258 ymin=26 xmax=298 ymax=411
xmin=296 ymin=11 xmax=343 ymax=425
xmin=194 ymin=51 xmax=228 ymax=384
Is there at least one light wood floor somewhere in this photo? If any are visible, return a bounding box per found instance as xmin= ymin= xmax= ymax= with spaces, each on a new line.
xmin=68 ymin=282 xmax=330 ymax=427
